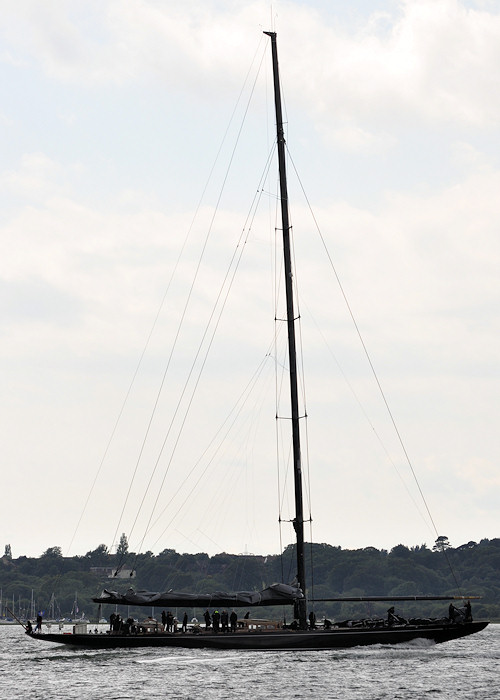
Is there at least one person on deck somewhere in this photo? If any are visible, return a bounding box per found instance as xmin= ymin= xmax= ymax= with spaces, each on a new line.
xmin=449 ymin=603 xmax=458 ymax=622
xmin=387 ymin=607 xmax=405 ymax=626
xmin=230 ymin=610 xmax=238 ymax=633
xmin=35 ymin=612 xmax=43 ymax=633
xmin=204 ymin=609 xmax=211 ymax=630
xmin=26 ymin=620 xmax=33 ymax=634
xmin=464 ymin=600 xmax=472 ymax=622
xmin=182 ymin=612 xmax=188 ymax=633
xmin=309 ymin=611 xmax=316 ymax=629
xmin=212 ymin=610 xmax=220 ymax=633
xmin=125 ymin=617 xmax=135 ymax=635
xmin=166 ymin=611 xmax=174 ymax=632
xmin=221 ymin=610 xmax=229 ymax=634
xmin=113 ymin=614 xmax=122 ymax=632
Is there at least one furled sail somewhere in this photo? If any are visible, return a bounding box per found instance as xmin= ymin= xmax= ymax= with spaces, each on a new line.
xmin=93 ymin=582 xmax=303 ymax=608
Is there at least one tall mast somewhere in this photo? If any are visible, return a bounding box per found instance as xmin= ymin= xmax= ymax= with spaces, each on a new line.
xmin=264 ymin=31 xmax=307 ymax=629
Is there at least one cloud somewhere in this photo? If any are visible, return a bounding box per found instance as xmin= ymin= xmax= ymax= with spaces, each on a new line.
xmin=292 ymin=0 xmax=500 ymax=130
xmin=2 ymin=0 xmax=499 ymax=127
xmin=1 ymin=152 xmax=65 ymax=202
xmin=319 ymin=124 xmax=396 ymax=154
xmin=0 ymin=0 xmax=270 ymax=89
xmin=0 ymin=1 xmax=498 ymax=557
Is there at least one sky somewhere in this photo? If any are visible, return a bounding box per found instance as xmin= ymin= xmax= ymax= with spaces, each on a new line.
xmin=1 ymin=0 xmax=499 ymax=562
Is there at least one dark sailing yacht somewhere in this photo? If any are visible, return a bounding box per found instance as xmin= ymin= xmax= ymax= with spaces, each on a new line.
xmin=28 ymin=32 xmax=488 ymax=650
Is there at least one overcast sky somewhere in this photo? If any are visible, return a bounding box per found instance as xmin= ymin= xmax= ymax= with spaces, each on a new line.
xmin=1 ymin=0 xmax=499 ymax=562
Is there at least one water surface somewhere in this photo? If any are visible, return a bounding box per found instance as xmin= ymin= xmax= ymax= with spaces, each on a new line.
xmin=0 ymin=623 xmax=497 ymax=699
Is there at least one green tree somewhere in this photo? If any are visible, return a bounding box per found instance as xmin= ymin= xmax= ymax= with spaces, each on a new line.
xmin=4 ymin=544 xmax=12 ymax=559
xmin=85 ymin=544 xmax=109 ymax=566
xmin=116 ymin=533 xmax=129 ymax=557
xmin=433 ymin=536 xmax=451 ymax=552
xmin=390 ymin=544 xmax=411 ymax=558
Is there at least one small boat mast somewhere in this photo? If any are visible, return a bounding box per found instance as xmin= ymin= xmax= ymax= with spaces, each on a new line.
xmin=264 ymin=31 xmax=307 ymax=629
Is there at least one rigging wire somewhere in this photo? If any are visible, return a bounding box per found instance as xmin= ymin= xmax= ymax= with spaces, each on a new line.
xmin=284 ymin=229 xmax=315 ymax=590
xmin=66 ymin=273 xmax=176 ymax=557
xmin=286 ymin=147 xmax=463 ymax=594
xmin=66 ymin=39 xmax=269 ymax=561
xmin=270 ymin=121 xmax=313 ymax=586
xmin=147 ymin=350 xmax=274 ymax=551
xmin=308 ymin=534 xmax=315 ymax=612
xmin=302 ymin=299 xmax=433 ymax=533
xmin=289 ymin=236 xmax=316 ymax=603
xmin=110 ymin=41 xmax=269 ymax=563
xmin=270 ymin=154 xmax=295 ymax=581
xmin=131 ymin=140 xmax=277 ymax=559
xmin=105 ymin=148 xmax=274 ymax=584
xmin=266 ymin=57 xmax=316 ymax=590
xmin=287 ymin=210 xmax=314 ymax=527
xmin=138 ymin=141 xmax=284 ymax=570
xmin=134 ymin=176 xmax=271 ymax=555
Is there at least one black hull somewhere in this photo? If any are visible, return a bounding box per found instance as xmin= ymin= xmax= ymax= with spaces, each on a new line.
xmin=29 ymin=621 xmax=488 ymax=650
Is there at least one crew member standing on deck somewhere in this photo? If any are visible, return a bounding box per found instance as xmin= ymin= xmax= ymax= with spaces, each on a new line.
xmin=221 ymin=610 xmax=229 ymax=634
xmin=212 ymin=610 xmax=220 ymax=633
xmin=230 ymin=610 xmax=237 ymax=633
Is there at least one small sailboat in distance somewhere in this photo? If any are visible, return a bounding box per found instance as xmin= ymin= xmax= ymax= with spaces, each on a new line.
xmin=28 ymin=31 xmax=488 ymax=650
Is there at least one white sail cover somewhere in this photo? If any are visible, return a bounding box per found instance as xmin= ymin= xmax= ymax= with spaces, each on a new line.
xmin=93 ymin=583 xmax=303 ymax=608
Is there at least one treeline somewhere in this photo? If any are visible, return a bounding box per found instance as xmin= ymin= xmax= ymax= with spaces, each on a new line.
xmin=1 ymin=538 xmax=499 ymax=622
